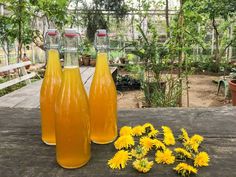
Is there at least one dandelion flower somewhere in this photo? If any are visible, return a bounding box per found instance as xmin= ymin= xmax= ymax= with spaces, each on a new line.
xmin=180 ymin=128 xmax=190 ymax=142
xmin=162 ymin=126 xmax=176 ymax=145
xmin=108 ymin=150 xmax=131 ymax=169
xmin=133 ymin=158 xmax=154 ymax=173
xmin=155 ymin=148 xmax=175 ymax=164
xmin=194 ymin=152 xmax=210 ymax=167
xmin=132 ymin=125 xmax=146 ymax=136
xmin=140 ymin=136 xmax=154 ymax=151
xmin=153 ymin=139 xmax=166 ymax=150
xmin=120 ymin=126 xmax=133 ymax=136
xmin=191 ymin=134 xmax=204 ymax=143
xmin=184 ymin=134 xmax=204 ymax=152
xmin=114 ymin=135 xmax=135 ymax=150
xmin=174 ymin=148 xmax=192 ymax=159
xmin=131 ymin=145 xmax=148 ymax=159
xmin=148 ymin=129 xmax=159 ymax=138
xmin=143 ymin=123 xmax=155 ymax=131
xmin=174 ymin=163 xmax=198 ymax=176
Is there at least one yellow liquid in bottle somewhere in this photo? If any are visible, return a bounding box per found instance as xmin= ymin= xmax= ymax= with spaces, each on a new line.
xmin=89 ymin=53 xmax=117 ymax=144
xmin=40 ymin=49 xmax=62 ymax=145
xmin=55 ymin=67 xmax=91 ymax=169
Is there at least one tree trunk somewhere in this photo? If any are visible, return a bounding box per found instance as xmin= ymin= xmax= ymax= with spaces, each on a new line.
xmin=212 ymin=17 xmax=220 ymax=65
xmin=107 ymin=0 xmax=110 ymax=25
xmin=7 ymin=43 xmax=10 ymax=65
xmin=177 ymin=0 xmax=185 ymax=107
xmin=131 ymin=14 xmax=135 ymax=41
xmin=165 ymin=0 xmax=170 ymax=38
xmin=17 ymin=0 xmax=23 ymax=63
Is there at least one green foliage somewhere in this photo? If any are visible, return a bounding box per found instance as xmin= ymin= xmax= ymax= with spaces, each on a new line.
xmin=197 ymin=0 xmax=236 ymax=20
xmin=1 ymin=0 xmax=33 ymax=44
xmin=80 ymin=0 xmax=128 ymax=42
xmin=81 ymin=38 xmax=93 ymax=56
xmin=93 ymin=0 xmax=128 ymax=20
xmin=127 ymin=12 xmax=185 ymax=107
xmin=85 ymin=11 xmax=108 ymax=43
xmin=110 ymin=50 xmax=122 ymax=61
xmin=0 ymin=15 xmax=16 ymax=58
xmin=0 ymin=0 xmax=72 ymax=58
xmin=31 ymin=0 xmax=70 ymax=29
xmin=183 ymin=0 xmax=236 ymax=69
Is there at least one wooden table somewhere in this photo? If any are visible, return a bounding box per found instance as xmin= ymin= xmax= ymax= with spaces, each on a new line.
xmin=0 ymin=107 xmax=236 ymax=177
xmin=0 ymin=67 xmax=117 ymax=109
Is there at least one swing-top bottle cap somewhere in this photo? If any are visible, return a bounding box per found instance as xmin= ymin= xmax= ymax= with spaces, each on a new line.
xmin=47 ymin=29 xmax=58 ymax=36
xmin=62 ymin=28 xmax=82 ymax=52
xmin=45 ymin=29 xmax=60 ymax=49
xmin=94 ymin=29 xmax=109 ymax=51
xmin=64 ymin=28 xmax=80 ymax=37
xmin=96 ymin=29 xmax=107 ymax=37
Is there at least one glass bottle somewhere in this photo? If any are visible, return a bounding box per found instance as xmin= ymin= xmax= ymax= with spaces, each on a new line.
xmin=40 ymin=29 xmax=62 ymax=145
xmin=55 ymin=29 xmax=90 ymax=168
xmin=89 ymin=29 xmax=117 ymax=144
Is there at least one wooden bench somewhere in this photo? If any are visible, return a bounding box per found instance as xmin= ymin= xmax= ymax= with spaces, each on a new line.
xmin=0 ymin=61 xmax=36 ymax=90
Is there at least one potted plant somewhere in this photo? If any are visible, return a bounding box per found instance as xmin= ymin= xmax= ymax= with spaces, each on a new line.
xmin=229 ymin=80 xmax=236 ymax=106
xmin=127 ymin=53 xmax=137 ymax=64
xmin=82 ymin=54 xmax=90 ymax=66
xmin=82 ymin=39 xmax=92 ymax=66
xmin=79 ymin=58 xmax=83 ymax=66
xmin=119 ymin=55 xmax=128 ymax=64
xmin=229 ymin=69 xmax=236 ymax=106
xmin=89 ymin=50 xmax=97 ymax=67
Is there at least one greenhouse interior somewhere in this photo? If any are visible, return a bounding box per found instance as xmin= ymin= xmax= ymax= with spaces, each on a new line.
xmin=0 ymin=0 xmax=236 ymax=177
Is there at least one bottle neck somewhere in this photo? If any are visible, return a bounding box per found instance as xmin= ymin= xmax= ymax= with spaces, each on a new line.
xmin=46 ymin=48 xmax=59 ymax=61
xmin=96 ymin=48 xmax=108 ymax=53
xmin=64 ymin=51 xmax=79 ymax=68
xmin=96 ymin=52 xmax=109 ymax=69
xmin=45 ymin=49 xmax=62 ymax=76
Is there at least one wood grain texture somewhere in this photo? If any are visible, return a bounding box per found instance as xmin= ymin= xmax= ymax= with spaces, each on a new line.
xmin=0 ymin=67 xmax=117 ymax=108
xmin=0 ymin=107 xmax=236 ymax=177
xmin=0 ymin=61 xmax=32 ymax=72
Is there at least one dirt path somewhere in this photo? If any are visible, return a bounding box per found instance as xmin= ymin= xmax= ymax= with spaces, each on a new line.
xmin=182 ymin=75 xmax=227 ymax=107
xmin=118 ymin=74 xmax=230 ymax=108
xmin=118 ymin=90 xmax=141 ymax=109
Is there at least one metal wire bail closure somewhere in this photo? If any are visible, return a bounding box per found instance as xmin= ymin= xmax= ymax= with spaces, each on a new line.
xmin=62 ymin=28 xmax=82 ymax=53
xmin=94 ymin=29 xmax=109 ymax=52
xmin=44 ymin=29 xmax=60 ymax=50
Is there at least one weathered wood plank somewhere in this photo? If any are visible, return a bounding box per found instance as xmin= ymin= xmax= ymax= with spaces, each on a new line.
xmin=14 ymin=91 xmax=40 ymax=108
xmin=20 ymin=64 xmax=31 ymax=84
xmin=0 ymin=68 xmax=89 ymax=108
xmin=0 ymin=107 xmax=236 ymax=177
xmin=79 ymin=66 xmax=89 ymax=74
xmin=0 ymin=61 xmax=31 ymax=72
xmin=0 ymin=72 xmax=36 ymax=90
xmin=0 ymin=61 xmax=34 ymax=92
xmin=0 ymin=67 xmax=117 ymax=108
xmin=0 ymin=80 xmax=42 ymax=108
xmin=14 ymin=68 xmax=90 ymax=108
xmin=0 ymin=107 xmax=235 ymax=137
xmin=81 ymin=67 xmax=95 ymax=84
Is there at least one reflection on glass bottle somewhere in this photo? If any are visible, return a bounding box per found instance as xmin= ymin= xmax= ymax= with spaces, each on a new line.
xmin=40 ymin=29 xmax=62 ymax=145
xmin=55 ymin=29 xmax=90 ymax=169
xmin=89 ymin=29 xmax=117 ymax=144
